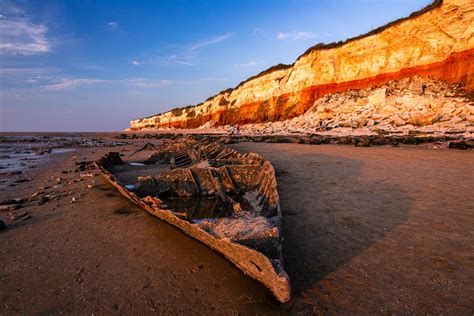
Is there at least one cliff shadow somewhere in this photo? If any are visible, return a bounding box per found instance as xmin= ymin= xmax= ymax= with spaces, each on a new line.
xmin=231 ymin=143 xmax=412 ymax=302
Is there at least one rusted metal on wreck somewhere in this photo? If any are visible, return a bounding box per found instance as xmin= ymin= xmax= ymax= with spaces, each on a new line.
xmin=95 ymin=139 xmax=291 ymax=303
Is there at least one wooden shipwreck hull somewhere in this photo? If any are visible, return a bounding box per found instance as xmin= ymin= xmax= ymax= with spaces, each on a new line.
xmin=95 ymin=139 xmax=291 ymax=302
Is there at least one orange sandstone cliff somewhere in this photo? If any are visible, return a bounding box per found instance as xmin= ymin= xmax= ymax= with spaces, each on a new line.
xmin=130 ymin=0 xmax=474 ymax=131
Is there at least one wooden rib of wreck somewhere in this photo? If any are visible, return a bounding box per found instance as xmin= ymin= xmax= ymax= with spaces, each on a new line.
xmin=95 ymin=139 xmax=291 ymax=302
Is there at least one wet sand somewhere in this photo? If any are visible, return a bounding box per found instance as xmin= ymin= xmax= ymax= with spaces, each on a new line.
xmin=0 ymin=134 xmax=473 ymax=314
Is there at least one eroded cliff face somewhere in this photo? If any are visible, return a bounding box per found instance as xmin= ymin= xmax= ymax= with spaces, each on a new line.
xmin=130 ymin=0 xmax=474 ymax=131
xmin=239 ymin=76 xmax=474 ymax=136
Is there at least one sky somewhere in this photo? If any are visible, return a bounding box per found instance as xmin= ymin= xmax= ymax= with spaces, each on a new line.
xmin=0 ymin=0 xmax=431 ymax=132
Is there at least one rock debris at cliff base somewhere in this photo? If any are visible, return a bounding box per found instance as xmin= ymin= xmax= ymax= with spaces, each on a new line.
xmin=238 ymin=77 xmax=474 ymax=138
xmin=129 ymin=76 xmax=474 ymax=140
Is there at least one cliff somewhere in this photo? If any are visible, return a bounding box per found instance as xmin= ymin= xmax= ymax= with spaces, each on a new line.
xmin=130 ymin=0 xmax=474 ymax=131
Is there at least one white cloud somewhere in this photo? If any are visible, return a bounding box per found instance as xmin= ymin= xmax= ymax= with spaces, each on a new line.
xmin=190 ymin=32 xmax=233 ymax=51
xmin=125 ymin=78 xmax=172 ymax=88
xmin=139 ymin=33 xmax=233 ymax=67
xmin=131 ymin=60 xmax=140 ymax=65
xmin=234 ymin=61 xmax=258 ymax=68
xmin=0 ymin=0 xmax=25 ymax=15
xmin=42 ymin=77 xmax=174 ymax=90
xmin=42 ymin=76 xmax=234 ymax=91
xmin=252 ymin=27 xmax=270 ymax=38
xmin=107 ymin=21 xmax=119 ymax=29
xmin=44 ymin=78 xmax=113 ymax=90
xmin=276 ymin=32 xmax=318 ymax=41
xmin=153 ymin=53 xmax=195 ymax=66
xmin=0 ymin=19 xmax=51 ymax=55
xmin=0 ymin=67 xmax=52 ymax=75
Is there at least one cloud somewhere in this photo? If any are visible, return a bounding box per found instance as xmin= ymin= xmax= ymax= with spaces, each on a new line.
xmin=44 ymin=78 xmax=113 ymax=90
xmin=152 ymin=53 xmax=195 ymax=66
xmin=255 ymin=28 xmax=317 ymax=41
xmin=41 ymin=76 xmax=233 ymax=91
xmin=0 ymin=0 xmax=25 ymax=15
xmin=107 ymin=21 xmax=119 ymax=29
xmin=234 ymin=61 xmax=259 ymax=68
xmin=125 ymin=78 xmax=172 ymax=88
xmin=131 ymin=60 xmax=140 ymax=66
xmin=252 ymin=27 xmax=270 ymax=38
xmin=42 ymin=77 xmax=174 ymax=90
xmin=0 ymin=67 xmax=53 ymax=75
xmin=0 ymin=19 xmax=51 ymax=55
xmin=190 ymin=33 xmax=233 ymax=51
xmin=135 ymin=33 xmax=233 ymax=67
xmin=276 ymin=32 xmax=318 ymax=41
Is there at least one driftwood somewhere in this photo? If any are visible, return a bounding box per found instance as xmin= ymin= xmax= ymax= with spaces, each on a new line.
xmin=95 ymin=139 xmax=291 ymax=302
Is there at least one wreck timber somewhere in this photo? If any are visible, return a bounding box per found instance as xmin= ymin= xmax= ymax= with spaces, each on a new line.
xmin=95 ymin=139 xmax=291 ymax=303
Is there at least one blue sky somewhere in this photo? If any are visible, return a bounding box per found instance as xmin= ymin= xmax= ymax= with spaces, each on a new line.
xmin=0 ymin=0 xmax=431 ymax=132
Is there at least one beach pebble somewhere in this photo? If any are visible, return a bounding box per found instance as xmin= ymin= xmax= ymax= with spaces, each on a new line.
xmin=38 ymin=196 xmax=50 ymax=205
xmin=0 ymin=204 xmax=20 ymax=212
xmin=9 ymin=211 xmax=30 ymax=221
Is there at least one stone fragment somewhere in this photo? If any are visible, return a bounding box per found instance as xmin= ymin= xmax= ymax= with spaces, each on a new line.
xmin=38 ymin=196 xmax=50 ymax=205
xmin=0 ymin=204 xmax=20 ymax=212
xmin=380 ymin=105 xmax=399 ymax=115
xmin=368 ymin=88 xmax=387 ymax=107
xmin=392 ymin=115 xmax=406 ymax=126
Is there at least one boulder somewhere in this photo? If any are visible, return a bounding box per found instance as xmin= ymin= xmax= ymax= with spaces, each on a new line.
xmin=380 ymin=105 xmax=399 ymax=115
xmin=392 ymin=115 xmax=406 ymax=126
xmin=0 ymin=204 xmax=20 ymax=212
xmin=409 ymin=111 xmax=441 ymax=126
xmin=368 ymin=88 xmax=387 ymax=107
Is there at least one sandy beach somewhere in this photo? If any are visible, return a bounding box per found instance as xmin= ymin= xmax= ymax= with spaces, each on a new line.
xmin=0 ymin=133 xmax=472 ymax=314
xmin=2 ymin=0 xmax=473 ymax=313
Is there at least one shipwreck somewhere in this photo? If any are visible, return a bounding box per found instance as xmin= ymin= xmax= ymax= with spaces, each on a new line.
xmin=95 ymin=138 xmax=291 ymax=302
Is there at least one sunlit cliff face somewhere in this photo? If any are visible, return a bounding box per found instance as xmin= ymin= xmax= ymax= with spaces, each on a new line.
xmin=130 ymin=0 xmax=474 ymax=131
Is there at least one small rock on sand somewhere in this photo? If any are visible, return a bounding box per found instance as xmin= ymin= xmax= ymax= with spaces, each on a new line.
xmin=0 ymin=204 xmax=20 ymax=212
xmin=38 ymin=197 xmax=50 ymax=205
xmin=0 ymin=220 xmax=6 ymax=231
